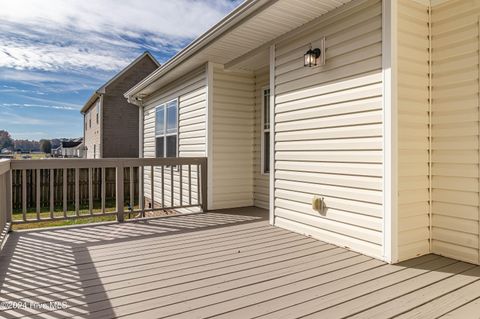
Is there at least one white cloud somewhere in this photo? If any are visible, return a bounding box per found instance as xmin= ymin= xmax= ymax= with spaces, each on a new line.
xmin=0 ymin=0 xmax=235 ymax=38
xmin=0 ymin=68 xmax=104 ymax=93
xmin=0 ymin=0 xmax=240 ymax=72
xmin=1 ymin=103 xmax=77 ymax=111
xmin=0 ymin=110 xmax=50 ymax=125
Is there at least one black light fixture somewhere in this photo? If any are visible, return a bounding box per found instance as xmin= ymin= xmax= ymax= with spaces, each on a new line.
xmin=304 ymin=47 xmax=321 ymax=67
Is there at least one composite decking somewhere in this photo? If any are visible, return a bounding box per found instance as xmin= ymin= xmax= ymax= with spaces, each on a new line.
xmin=0 ymin=207 xmax=479 ymax=318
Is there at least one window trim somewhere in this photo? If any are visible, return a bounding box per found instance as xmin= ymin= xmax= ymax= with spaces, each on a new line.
xmin=155 ymin=98 xmax=179 ymax=158
xmin=261 ymin=87 xmax=270 ymax=175
xmin=96 ymin=102 xmax=99 ymax=124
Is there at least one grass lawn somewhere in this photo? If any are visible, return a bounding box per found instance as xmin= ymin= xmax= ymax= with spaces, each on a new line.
xmin=11 ymin=199 xmax=140 ymax=230
xmin=14 ymin=153 xmax=47 ymax=160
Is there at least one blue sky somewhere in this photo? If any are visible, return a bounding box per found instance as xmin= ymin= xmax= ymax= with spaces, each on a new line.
xmin=0 ymin=0 xmax=240 ymax=140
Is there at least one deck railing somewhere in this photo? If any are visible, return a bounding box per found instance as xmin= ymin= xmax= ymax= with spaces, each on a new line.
xmin=2 ymin=157 xmax=207 ymax=225
xmin=0 ymin=159 xmax=12 ymax=245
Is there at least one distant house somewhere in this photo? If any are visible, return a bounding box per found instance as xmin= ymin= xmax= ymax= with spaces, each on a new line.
xmin=0 ymin=149 xmax=13 ymax=159
xmin=0 ymin=149 xmax=12 ymax=154
xmin=57 ymin=139 xmax=84 ymax=158
xmin=51 ymin=146 xmax=61 ymax=157
xmin=81 ymin=52 xmax=159 ymax=159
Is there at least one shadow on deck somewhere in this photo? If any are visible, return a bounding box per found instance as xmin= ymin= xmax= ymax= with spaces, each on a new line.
xmin=0 ymin=207 xmax=479 ymax=318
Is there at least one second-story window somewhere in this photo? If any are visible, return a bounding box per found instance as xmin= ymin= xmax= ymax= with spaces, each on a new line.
xmin=96 ymin=103 xmax=99 ymax=124
xmin=155 ymin=99 xmax=178 ymax=158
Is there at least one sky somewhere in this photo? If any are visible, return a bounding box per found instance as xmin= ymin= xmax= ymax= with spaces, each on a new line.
xmin=0 ymin=0 xmax=241 ymax=140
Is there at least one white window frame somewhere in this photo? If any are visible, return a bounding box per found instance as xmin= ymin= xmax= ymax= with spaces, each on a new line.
xmin=155 ymin=98 xmax=179 ymax=158
xmin=96 ymin=102 xmax=99 ymax=124
xmin=261 ymin=87 xmax=271 ymax=175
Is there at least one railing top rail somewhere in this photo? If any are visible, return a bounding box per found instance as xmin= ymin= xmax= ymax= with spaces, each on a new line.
xmin=10 ymin=157 xmax=207 ymax=170
xmin=0 ymin=159 xmax=11 ymax=176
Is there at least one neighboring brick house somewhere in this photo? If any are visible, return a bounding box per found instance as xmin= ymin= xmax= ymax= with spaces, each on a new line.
xmin=81 ymin=52 xmax=159 ymax=158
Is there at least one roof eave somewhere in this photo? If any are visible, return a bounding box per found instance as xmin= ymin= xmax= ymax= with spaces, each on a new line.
xmin=80 ymin=92 xmax=101 ymax=114
xmin=124 ymin=0 xmax=265 ymax=100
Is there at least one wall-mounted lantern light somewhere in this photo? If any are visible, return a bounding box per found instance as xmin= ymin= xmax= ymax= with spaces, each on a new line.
xmin=304 ymin=38 xmax=326 ymax=68
xmin=304 ymin=48 xmax=321 ymax=67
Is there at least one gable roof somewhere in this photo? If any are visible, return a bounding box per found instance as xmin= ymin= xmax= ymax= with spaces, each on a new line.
xmin=61 ymin=141 xmax=83 ymax=148
xmin=81 ymin=51 xmax=160 ymax=113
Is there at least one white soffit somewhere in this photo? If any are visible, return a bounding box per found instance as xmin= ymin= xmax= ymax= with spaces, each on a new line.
xmin=128 ymin=0 xmax=352 ymax=99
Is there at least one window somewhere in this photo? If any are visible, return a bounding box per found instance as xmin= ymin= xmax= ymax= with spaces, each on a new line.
xmin=155 ymin=99 xmax=178 ymax=158
xmin=262 ymin=88 xmax=270 ymax=174
xmin=89 ymin=112 xmax=91 ymax=128
xmin=93 ymin=144 xmax=96 ymax=159
xmin=96 ymin=103 xmax=99 ymax=124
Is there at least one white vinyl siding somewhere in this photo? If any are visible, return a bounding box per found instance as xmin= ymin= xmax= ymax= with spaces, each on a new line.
xmin=84 ymin=99 xmax=101 ymax=159
xmin=254 ymin=68 xmax=270 ymax=209
xmin=272 ymin=0 xmax=384 ymax=259
xmin=143 ymin=65 xmax=207 ymax=210
xmin=396 ymin=0 xmax=430 ymax=261
xmin=431 ymin=0 xmax=480 ymax=264
xmin=211 ymin=64 xmax=255 ymax=209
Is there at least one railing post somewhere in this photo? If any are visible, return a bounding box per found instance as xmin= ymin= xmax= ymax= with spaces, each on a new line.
xmin=200 ymin=158 xmax=208 ymax=212
xmin=6 ymin=169 xmax=12 ymax=225
xmin=116 ymin=164 xmax=125 ymax=222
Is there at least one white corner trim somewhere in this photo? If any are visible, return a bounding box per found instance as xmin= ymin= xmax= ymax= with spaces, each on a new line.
xmin=138 ymin=101 xmax=144 ymax=159
xmin=382 ymin=0 xmax=398 ymax=263
xmin=206 ymin=62 xmax=214 ymax=211
xmin=269 ymin=45 xmax=276 ymax=226
xmin=99 ymin=95 xmax=104 ymax=159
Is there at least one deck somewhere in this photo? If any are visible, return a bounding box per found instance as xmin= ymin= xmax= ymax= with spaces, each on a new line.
xmin=0 ymin=207 xmax=479 ymax=318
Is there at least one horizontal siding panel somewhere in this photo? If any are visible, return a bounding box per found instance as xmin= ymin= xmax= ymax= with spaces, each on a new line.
xmin=275 ymin=215 xmax=383 ymax=259
xmin=211 ymin=65 xmax=255 ymax=209
xmin=142 ymin=65 xmax=207 ymax=207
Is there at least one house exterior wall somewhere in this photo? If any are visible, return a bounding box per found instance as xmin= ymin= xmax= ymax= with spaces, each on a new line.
xmin=271 ymin=0 xmax=384 ymax=259
xmin=84 ymin=99 xmax=101 ymax=159
xmin=396 ymin=0 xmax=430 ymax=261
xmin=102 ymin=55 xmax=158 ymax=158
xmin=142 ymin=65 xmax=207 ymax=209
xmin=211 ymin=64 xmax=255 ymax=209
xmin=254 ymin=67 xmax=270 ymax=209
xmin=430 ymin=0 xmax=480 ymax=264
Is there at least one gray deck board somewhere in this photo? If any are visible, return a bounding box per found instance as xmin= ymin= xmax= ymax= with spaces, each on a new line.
xmin=0 ymin=207 xmax=479 ymax=318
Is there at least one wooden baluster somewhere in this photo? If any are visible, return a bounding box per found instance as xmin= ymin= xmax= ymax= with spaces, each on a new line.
xmin=170 ymin=166 xmax=174 ymax=208
xmin=197 ymin=165 xmax=200 ymax=207
xmin=201 ymin=159 xmax=208 ymax=212
xmin=50 ymin=169 xmax=54 ymax=219
xmin=129 ymin=166 xmax=134 ymax=215
xmin=116 ymin=165 xmax=124 ymax=222
xmin=139 ymin=166 xmax=144 ymax=217
xmin=101 ymin=167 xmax=106 ymax=214
xmin=179 ymin=165 xmax=183 ymax=207
xmin=88 ymin=168 xmax=93 ymax=215
xmin=22 ymin=169 xmax=26 ymax=221
xmin=36 ymin=169 xmax=40 ymax=219
xmin=161 ymin=166 xmax=164 ymax=209
xmin=63 ymin=168 xmax=67 ymax=217
xmin=188 ymin=165 xmax=192 ymax=206
xmin=75 ymin=168 xmax=79 ymax=216
xmin=150 ymin=165 xmax=154 ymax=210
